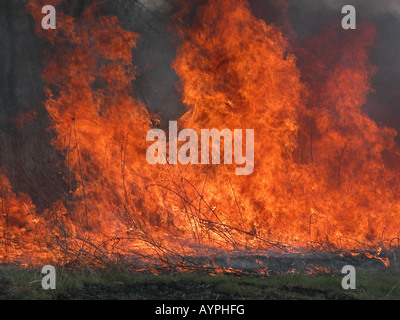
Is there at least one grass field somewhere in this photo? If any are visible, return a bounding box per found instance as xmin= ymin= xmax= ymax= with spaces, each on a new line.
xmin=0 ymin=266 xmax=399 ymax=300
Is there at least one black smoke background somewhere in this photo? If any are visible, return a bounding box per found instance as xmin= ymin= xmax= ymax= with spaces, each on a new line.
xmin=0 ymin=0 xmax=399 ymax=209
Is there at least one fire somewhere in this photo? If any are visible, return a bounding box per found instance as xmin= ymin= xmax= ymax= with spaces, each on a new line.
xmin=172 ymin=0 xmax=400 ymax=251
xmin=0 ymin=172 xmax=48 ymax=264
xmin=1 ymin=0 xmax=399 ymax=268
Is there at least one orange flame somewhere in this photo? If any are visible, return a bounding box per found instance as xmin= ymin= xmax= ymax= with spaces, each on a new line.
xmin=173 ymin=0 xmax=400 ymax=251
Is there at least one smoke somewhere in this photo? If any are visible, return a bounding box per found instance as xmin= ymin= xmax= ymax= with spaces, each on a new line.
xmin=104 ymin=0 xmax=185 ymax=122
xmin=284 ymin=0 xmax=400 ymax=141
xmin=298 ymin=0 xmax=400 ymax=17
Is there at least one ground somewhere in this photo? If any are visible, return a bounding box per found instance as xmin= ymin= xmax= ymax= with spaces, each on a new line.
xmin=0 ymin=265 xmax=399 ymax=300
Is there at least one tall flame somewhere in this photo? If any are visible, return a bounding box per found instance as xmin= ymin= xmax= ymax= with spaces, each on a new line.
xmin=173 ymin=0 xmax=400 ymax=250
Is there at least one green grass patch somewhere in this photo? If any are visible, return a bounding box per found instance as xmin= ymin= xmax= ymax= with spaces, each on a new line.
xmin=0 ymin=266 xmax=399 ymax=300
